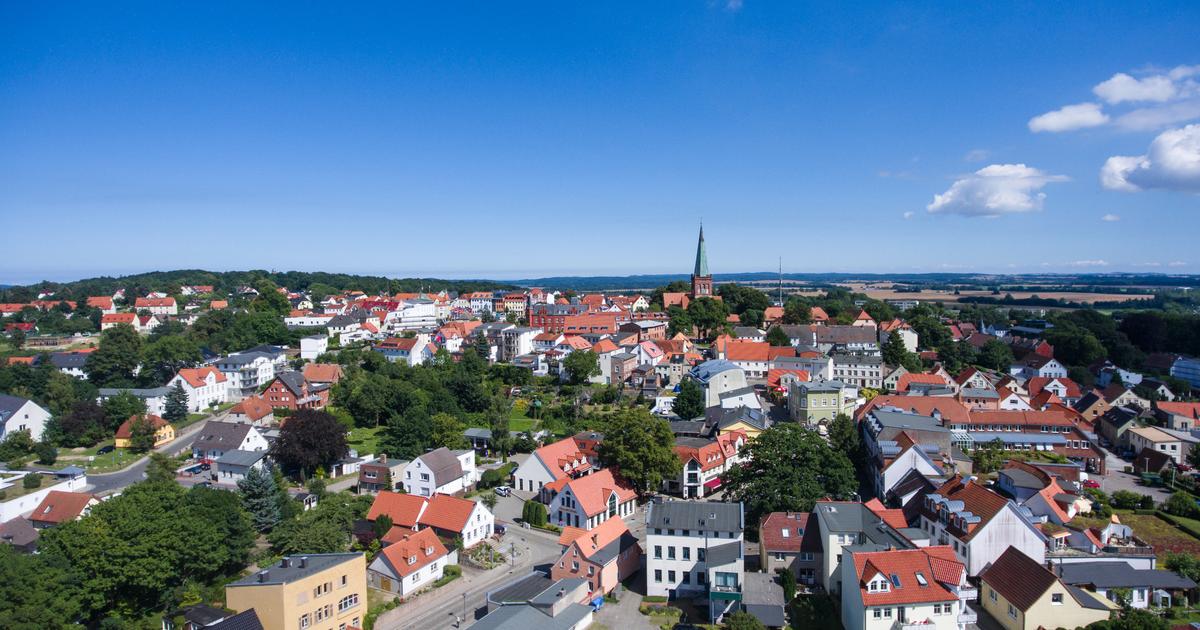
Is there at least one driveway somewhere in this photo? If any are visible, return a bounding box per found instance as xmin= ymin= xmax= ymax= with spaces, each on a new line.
xmin=1097 ymin=446 xmax=1173 ymax=503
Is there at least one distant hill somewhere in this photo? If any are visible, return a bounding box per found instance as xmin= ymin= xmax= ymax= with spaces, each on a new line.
xmin=0 ymin=270 xmax=517 ymax=302
xmin=511 ymin=271 xmax=1200 ymax=292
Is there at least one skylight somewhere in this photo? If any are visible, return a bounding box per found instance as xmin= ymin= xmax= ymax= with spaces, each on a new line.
xmin=890 ymin=574 xmax=902 ymax=587
xmin=915 ymin=571 xmax=928 ymax=586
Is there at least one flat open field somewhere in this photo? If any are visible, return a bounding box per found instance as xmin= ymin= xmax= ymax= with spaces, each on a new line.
xmin=833 ymin=283 xmax=1153 ymax=304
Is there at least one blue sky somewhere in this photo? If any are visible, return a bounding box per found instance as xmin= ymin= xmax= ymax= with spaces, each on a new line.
xmin=2 ymin=2 xmax=1199 ymax=284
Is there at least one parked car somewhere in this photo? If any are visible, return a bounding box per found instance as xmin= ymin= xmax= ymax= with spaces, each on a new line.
xmin=1083 ymin=479 xmax=1101 ymax=489
xmin=495 ymin=523 xmax=507 ymax=536
xmin=96 ymin=445 xmax=115 ymax=456
xmin=494 ymin=485 xmax=511 ymax=497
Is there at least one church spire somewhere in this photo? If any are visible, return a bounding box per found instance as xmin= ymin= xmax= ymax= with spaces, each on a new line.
xmin=693 ymin=223 xmax=709 ymax=277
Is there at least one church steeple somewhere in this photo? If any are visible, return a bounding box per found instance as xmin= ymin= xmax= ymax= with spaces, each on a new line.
xmin=690 ymin=223 xmax=712 ymax=298
xmin=693 ymin=224 xmax=709 ymax=277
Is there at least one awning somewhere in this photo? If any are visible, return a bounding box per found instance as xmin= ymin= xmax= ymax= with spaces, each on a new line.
xmin=703 ymin=477 xmax=723 ymax=490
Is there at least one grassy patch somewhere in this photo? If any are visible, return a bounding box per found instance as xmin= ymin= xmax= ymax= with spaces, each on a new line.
xmin=348 ymin=426 xmax=385 ymax=456
xmin=1118 ymin=512 xmax=1200 ymax=555
xmin=433 ymin=565 xmax=461 ymax=588
xmin=77 ymin=448 xmax=143 ymax=473
xmin=0 ymin=473 xmax=52 ymax=499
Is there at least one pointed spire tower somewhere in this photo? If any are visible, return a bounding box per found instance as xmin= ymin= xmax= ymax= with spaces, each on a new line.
xmin=690 ymin=223 xmax=713 ymax=299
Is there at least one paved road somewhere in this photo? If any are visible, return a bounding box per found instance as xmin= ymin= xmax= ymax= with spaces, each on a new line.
xmin=376 ymin=526 xmax=562 ymax=630
xmin=1097 ymin=445 xmax=1173 ymax=502
xmin=84 ymin=412 xmax=225 ymax=495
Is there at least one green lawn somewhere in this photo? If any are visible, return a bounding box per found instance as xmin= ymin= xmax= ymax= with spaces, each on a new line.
xmin=77 ymin=447 xmax=143 ymax=473
xmin=348 ymin=426 xmax=384 ymax=456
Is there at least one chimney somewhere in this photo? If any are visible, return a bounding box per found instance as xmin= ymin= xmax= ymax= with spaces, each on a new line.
xmin=380 ymin=454 xmax=387 ymax=464
xmin=280 ymin=558 xmax=290 ymax=568
xmin=299 ymin=556 xmax=308 ymax=568
xmin=257 ymin=570 xmax=270 ymax=583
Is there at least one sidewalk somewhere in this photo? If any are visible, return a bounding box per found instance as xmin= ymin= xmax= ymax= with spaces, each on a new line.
xmin=375 ymin=547 xmax=535 ymax=630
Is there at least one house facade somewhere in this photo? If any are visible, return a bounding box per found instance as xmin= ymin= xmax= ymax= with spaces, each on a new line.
xmin=402 ymin=448 xmax=477 ymax=497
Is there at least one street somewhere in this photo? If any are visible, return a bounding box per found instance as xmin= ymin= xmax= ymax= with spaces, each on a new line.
xmin=84 ymin=410 xmax=227 ymax=495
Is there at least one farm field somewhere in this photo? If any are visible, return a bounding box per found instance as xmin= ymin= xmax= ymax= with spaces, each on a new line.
xmin=833 ymin=282 xmax=1154 ymax=304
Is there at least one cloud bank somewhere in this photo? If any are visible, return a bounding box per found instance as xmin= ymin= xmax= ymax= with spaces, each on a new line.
xmin=927 ymin=164 xmax=1067 ymax=218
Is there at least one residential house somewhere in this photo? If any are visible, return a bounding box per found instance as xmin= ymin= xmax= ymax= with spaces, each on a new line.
xmin=0 ymin=516 xmax=39 ymax=553
xmin=262 ymin=371 xmax=330 ymax=410
xmin=789 ymin=380 xmax=857 ymax=426
xmin=402 ymin=447 xmax=478 ymax=497
xmin=1155 ymin=401 xmax=1200 ymax=431
xmin=759 ymin=512 xmax=821 ymax=585
xmin=689 ymin=360 xmax=752 ymax=408
xmin=367 ymin=528 xmax=455 ymax=598
xmin=225 ymin=553 xmax=367 ymax=630
xmin=646 ymin=501 xmax=746 ymax=623
xmin=878 ymin=319 xmax=918 ymax=353
xmin=1026 ymin=377 xmax=1083 ymax=407
xmin=0 ymin=394 xmax=50 ymax=441
xmin=512 ymin=432 xmax=603 ymax=495
xmin=98 ymin=386 xmax=171 ymax=416
xmin=86 ymin=296 xmax=116 ymax=314
xmin=192 ymin=421 xmax=269 ymax=460
xmin=547 ymin=469 xmax=637 ymax=530
xmin=1011 ymin=356 xmax=1068 ymax=380
xmin=979 ymin=548 xmax=1113 ymax=630
xmin=812 ymin=500 xmax=916 ymax=595
xmin=1097 ymin=406 xmax=1141 ymax=451
xmin=373 ymin=336 xmax=435 ymax=366
xmin=668 ymin=431 xmax=747 ymax=498
xmin=359 ymin=456 xmax=408 ymax=494
xmin=477 ymin=574 xmax=595 ymax=630
xmin=302 ymin=362 xmax=343 ymax=387
xmin=832 ymin=353 xmax=883 ymax=390
xmin=1056 ymin=560 xmax=1197 ymax=610
xmin=1127 ymin=425 xmax=1183 ymax=465
xmin=27 ymin=491 xmax=99 ymax=528
xmin=167 ymin=366 xmax=229 ymax=412
xmin=417 ymin=493 xmax=494 ymax=549
xmin=551 ymin=516 xmax=642 ymax=598
xmin=134 ymin=296 xmax=178 ymax=316
xmin=227 ymin=396 xmax=275 ymax=425
xmin=114 ymin=414 xmax=175 ymax=449
xmin=918 ymin=476 xmax=1046 ymax=576
xmin=299 ymin=335 xmax=328 ymax=361
xmin=1073 ymin=391 xmax=1112 ymax=422
xmin=840 ymin=546 xmax=974 ymax=630
xmin=216 ymin=347 xmax=287 ymax=399
xmin=215 ymin=449 xmax=269 ymax=484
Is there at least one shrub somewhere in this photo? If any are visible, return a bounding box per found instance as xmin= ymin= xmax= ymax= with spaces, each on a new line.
xmin=35 ymin=442 xmax=58 ymax=465
xmin=1111 ymin=490 xmax=1142 ymax=510
xmin=22 ymin=473 xmax=42 ymax=490
xmin=521 ymin=500 xmax=547 ymax=527
xmin=1164 ymin=491 xmax=1199 ymax=518
xmin=478 ymin=469 xmax=504 ymax=489
xmin=1138 ymin=495 xmax=1157 ymax=510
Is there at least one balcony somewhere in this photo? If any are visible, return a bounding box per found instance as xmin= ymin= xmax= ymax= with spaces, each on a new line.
xmin=958 ymin=610 xmax=978 ymax=625
xmin=950 ymin=585 xmax=978 ymax=600
xmin=899 ymin=622 xmax=935 ymax=630
xmin=708 ymin=584 xmax=742 ymax=601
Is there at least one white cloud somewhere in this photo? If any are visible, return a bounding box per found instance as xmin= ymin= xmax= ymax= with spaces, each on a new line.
xmin=1065 ymin=260 xmax=1110 ymax=267
xmin=926 ymin=164 xmax=1068 ymax=218
xmin=1169 ymin=261 xmax=1188 ymax=267
xmin=1114 ymin=100 xmax=1200 ymax=131
xmin=1028 ymin=103 xmax=1109 ymax=133
xmin=1101 ymin=124 xmax=1200 ymax=192
xmin=1133 ymin=262 xmax=1162 ymax=267
xmin=902 ymin=211 xmax=915 ymax=220
xmin=1094 ymin=72 xmax=1177 ymax=104
xmin=964 ymin=148 xmax=991 ymax=162
xmin=1101 ymin=213 xmax=1121 ymax=222
xmin=725 ymin=0 xmax=743 ymax=10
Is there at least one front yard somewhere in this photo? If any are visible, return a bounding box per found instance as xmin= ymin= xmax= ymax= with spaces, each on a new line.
xmin=1075 ymin=510 xmax=1200 ymax=556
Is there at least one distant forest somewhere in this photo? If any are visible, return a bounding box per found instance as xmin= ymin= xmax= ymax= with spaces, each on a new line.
xmin=0 ymin=270 xmax=516 ymax=302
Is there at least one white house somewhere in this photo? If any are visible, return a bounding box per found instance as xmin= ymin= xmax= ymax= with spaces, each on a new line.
xmin=547 ymin=469 xmax=637 ymax=530
xmin=0 ymin=394 xmax=50 ymax=442
xmin=98 ymin=387 xmax=171 ymax=417
xmin=918 ymin=476 xmax=1047 ymax=576
xmin=841 ymin=546 xmax=974 ymax=630
xmin=133 ymin=296 xmax=177 ymax=316
xmin=215 ymin=347 xmax=286 ymax=399
xmin=300 ymin=335 xmax=328 ymax=361
xmin=512 ymin=432 xmax=602 ymax=495
xmin=368 ymin=527 xmax=456 ymax=598
xmin=646 ymin=501 xmax=745 ymax=623
xmin=689 ymin=360 xmax=751 ymax=408
xmin=401 ymin=448 xmax=477 ymax=497
xmin=167 ymin=367 xmax=229 ymax=412
xmin=417 ymin=493 xmax=495 ymax=549
xmin=192 ymin=420 xmax=270 ymax=460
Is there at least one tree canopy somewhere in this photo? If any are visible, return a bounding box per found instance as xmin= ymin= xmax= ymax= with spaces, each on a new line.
xmin=597 ymin=408 xmax=681 ymax=497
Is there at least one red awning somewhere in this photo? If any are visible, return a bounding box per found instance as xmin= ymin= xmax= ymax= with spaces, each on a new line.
xmin=703 ymin=477 xmax=723 ymax=490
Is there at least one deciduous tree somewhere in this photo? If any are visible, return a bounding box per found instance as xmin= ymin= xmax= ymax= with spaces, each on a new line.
xmin=270 ymin=409 xmax=349 ymax=479
xmin=597 ymin=408 xmax=681 ymax=497
xmin=672 ymin=378 xmax=706 ymax=420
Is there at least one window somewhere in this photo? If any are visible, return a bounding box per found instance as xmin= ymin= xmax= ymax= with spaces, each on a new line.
xmin=668 ymin=570 xmax=676 ymax=582
xmin=800 ymin=552 xmax=815 ymax=561
xmin=883 ymin=608 xmax=892 ymax=619
xmin=1008 ymin=604 xmax=1018 ymax=619
xmin=654 ymin=570 xmax=662 ymax=583
xmin=989 ymin=588 xmax=997 ymax=602
xmin=668 ymin=546 xmax=676 ymax=560
xmin=873 ymin=609 xmax=882 ymax=620
xmin=338 ymin=594 xmax=359 ymax=613
xmin=698 ymin=548 xmax=705 ymax=562
xmin=775 ymin=553 xmax=786 ymax=561
xmin=654 ymin=545 xmax=662 ymax=559
xmin=682 ymin=547 xmax=691 ymax=561
xmin=1051 ymin=593 xmax=1063 ymax=605
xmin=299 ymin=614 xmax=311 ymax=629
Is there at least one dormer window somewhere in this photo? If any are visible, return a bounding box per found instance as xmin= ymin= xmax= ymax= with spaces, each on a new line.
xmin=867 ymin=576 xmax=890 ymax=593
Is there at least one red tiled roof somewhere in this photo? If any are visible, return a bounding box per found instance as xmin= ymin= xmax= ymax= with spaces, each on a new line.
xmin=767 ymin=369 xmax=810 ymax=389
xmin=560 ymin=469 xmax=636 ymax=518
xmin=29 ymin=491 xmax=96 ymax=525
xmin=557 ymin=515 xmax=635 ymax=562
xmin=115 ymin=414 xmax=169 ymax=439
xmin=175 ymin=366 xmax=226 ymax=388
xmin=857 ymin=395 xmax=972 ymax=426
xmin=759 ymin=511 xmax=820 ymax=553
xmin=368 ymin=491 xmax=430 ymax=529
xmin=924 ymin=476 xmax=1010 ymax=541
xmin=230 ymin=396 xmax=273 ymax=421
xmin=86 ymin=296 xmax=113 ymax=309
xmin=378 ymin=528 xmax=448 ymax=578
xmin=853 ymin=546 xmax=963 ymax=606
xmin=303 ymin=363 xmax=343 ymax=384
xmin=864 ymin=498 xmax=909 ymax=530
xmin=1028 ymin=377 xmax=1083 ymax=400
xmin=725 ymin=341 xmax=770 ymax=362
xmin=134 ymin=297 xmax=175 ymax=307
xmin=1158 ymin=402 xmax=1200 ymax=419
xmin=102 ymin=313 xmax=136 ymax=324
xmin=896 ymin=373 xmax=949 ymax=392
xmin=417 ymin=494 xmax=478 ymax=532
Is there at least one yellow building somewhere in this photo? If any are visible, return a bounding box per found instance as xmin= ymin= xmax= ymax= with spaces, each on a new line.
xmin=978 ymin=548 xmax=1114 ymax=630
xmin=226 ymin=553 xmax=367 ymax=630
xmin=114 ymin=414 xmax=175 ymax=449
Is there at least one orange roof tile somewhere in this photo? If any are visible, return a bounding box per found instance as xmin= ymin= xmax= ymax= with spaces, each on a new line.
xmin=560 ymin=469 xmax=636 ymax=518
xmin=377 ymin=528 xmax=448 ymax=578
xmin=303 ymin=363 xmax=343 ymax=384
xmin=368 ymin=491 xmax=429 ymax=529
xmin=175 ymin=366 xmax=226 ymax=388
xmin=29 ymin=491 xmax=97 ymax=525
xmin=417 ymin=494 xmax=478 ymax=532
xmin=853 ymin=546 xmax=963 ymax=606
xmin=230 ymin=396 xmax=273 ymax=421
xmin=115 ymin=414 xmax=169 ymax=439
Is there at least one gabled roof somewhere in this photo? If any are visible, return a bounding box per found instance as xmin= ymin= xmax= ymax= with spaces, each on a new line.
xmin=924 ymin=476 xmax=1013 ymax=541
xmin=416 ymin=447 xmax=466 ymax=487
xmin=375 ymin=528 xmax=448 ymax=578
xmin=560 ymin=469 xmax=636 ymax=517
xmin=417 ymin=493 xmax=480 ymax=532
xmin=229 ymin=396 xmax=273 ymax=421
xmin=29 ymin=490 xmax=96 ymax=525
xmin=302 ymin=363 xmax=343 ymax=384
xmin=115 ymin=414 xmax=170 ymax=439
xmin=857 ymin=395 xmax=972 ymax=426
xmin=759 ymin=512 xmax=820 ymax=553
xmin=1157 ymin=401 xmax=1200 ymax=419
xmin=979 ymin=547 xmax=1061 ymax=612
xmin=853 ymin=546 xmax=963 ymax=606
xmin=193 ymin=421 xmax=254 ymax=451
xmin=175 ymin=366 xmax=227 ymax=388
xmin=557 ymin=515 xmax=640 ymax=565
